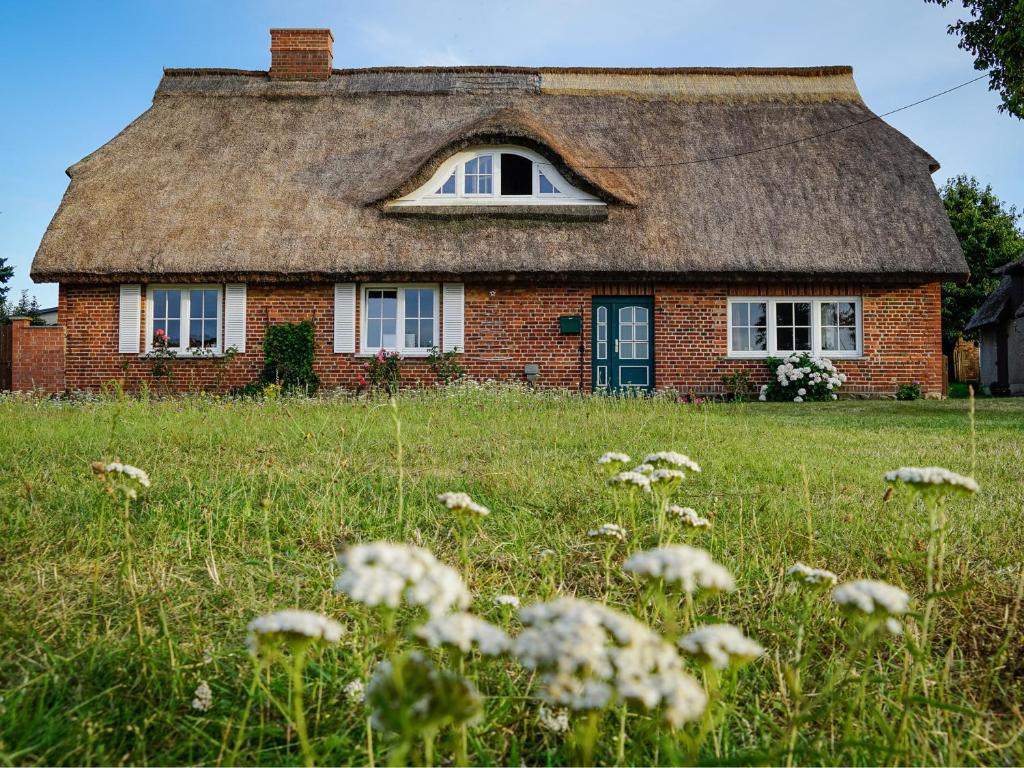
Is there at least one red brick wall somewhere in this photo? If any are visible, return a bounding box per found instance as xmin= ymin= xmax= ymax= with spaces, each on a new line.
xmin=58 ymin=280 xmax=943 ymax=396
xmin=269 ymin=29 xmax=333 ymax=80
xmin=4 ymin=318 xmax=66 ymax=393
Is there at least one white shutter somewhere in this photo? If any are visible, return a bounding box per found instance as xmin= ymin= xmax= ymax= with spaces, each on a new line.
xmin=223 ymin=283 xmax=247 ymax=352
xmin=118 ymin=284 xmax=141 ymax=354
xmin=442 ymin=282 xmax=465 ymax=353
xmin=334 ymin=283 xmax=356 ymax=353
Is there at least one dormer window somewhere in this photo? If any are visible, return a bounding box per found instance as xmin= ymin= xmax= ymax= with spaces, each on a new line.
xmin=390 ymin=145 xmax=603 ymax=211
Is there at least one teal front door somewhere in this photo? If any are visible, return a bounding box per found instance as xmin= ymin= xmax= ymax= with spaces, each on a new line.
xmin=592 ymin=297 xmax=655 ymax=392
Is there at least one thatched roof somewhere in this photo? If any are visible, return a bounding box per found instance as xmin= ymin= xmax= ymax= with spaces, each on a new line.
xmin=967 ymin=258 xmax=1024 ymax=329
xmin=32 ymin=65 xmax=968 ymax=283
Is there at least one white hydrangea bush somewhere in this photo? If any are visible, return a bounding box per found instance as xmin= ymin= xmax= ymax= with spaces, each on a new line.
xmin=760 ymin=353 xmax=846 ymax=402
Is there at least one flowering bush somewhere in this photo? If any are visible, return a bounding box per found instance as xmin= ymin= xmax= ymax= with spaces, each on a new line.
xmin=759 ymin=353 xmax=846 ymax=402
xmin=363 ymin=349 xmax=403 ymax=394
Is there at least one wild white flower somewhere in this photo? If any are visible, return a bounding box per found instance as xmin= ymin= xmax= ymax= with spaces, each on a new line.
xmin=832 ymin=579 xmax=910 ymax=626
xmin=787 ymin=562 xmax=838 ymax=587
xmin=335 ymin=543 xmax=470 ymax=616
xmin=668 ymin=505 xmax=711 ymax=529
xmin=494 ymin=594 xmax=521 ymax=608
xmin=92 ymin=461 xmax=151 ymax=499
xmin=344 ymin=678 xmax=366 ymax=703
xmin=538 ymin=548 xmax=557 ymax=561
xmin=514 ymin=598 xmax=706 ymax=723
xmin=623 ymin=545 xmax=735 ymax=594
xmin=588 ymin=523 xmax=627 ymax=541
xmin=632 ymin=463 xmax=656 ymax=475
xmin=437 ymin=491 xmax=490 ymax=516
xmin=191 ymin=680 xmax=212 ymax=712
xmin=644 ymin=452 xmax=701 ymax=473
xmin=597 ymin=452 xmax=631 ymax=467
xmin=608 ymin=471 xmax=652 ymax=493
xmin=246 ymin=610 xmax=344 ymax=655
xmin=678 ymin=624 xmax=764 ymax=669
xmin=538 ymin=705 xmax=571 ymax=733
xmin=883 ymin=467 xmax=979 ymax=495
xmin=650 ymin=469 xmax=687 ymax=486
xmin=416 ymin=612 xmax=511 ymax=656
xmin=102 ymin=462 xmax=151 ymax=487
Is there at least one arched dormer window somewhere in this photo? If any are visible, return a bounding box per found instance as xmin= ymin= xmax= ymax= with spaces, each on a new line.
xmin=388 ymin=145 xmax=603 ymax=209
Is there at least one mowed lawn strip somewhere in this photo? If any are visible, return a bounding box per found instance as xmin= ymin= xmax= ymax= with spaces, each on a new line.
xmin=1 ymin=391 xmax=1022 ymax=765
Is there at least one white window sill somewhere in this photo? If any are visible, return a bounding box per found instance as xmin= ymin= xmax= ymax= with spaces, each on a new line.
xmin=724 ymin=353 xmax=865 ymax=361
xmin=354 ymin=351 xmax=432 ymax=359
xmin=139 ymin=351 xmax=226 ymax=359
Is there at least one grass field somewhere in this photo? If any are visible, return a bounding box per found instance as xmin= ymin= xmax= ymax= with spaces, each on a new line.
xmin=1 ymin=388 xmax=1022 ymax=766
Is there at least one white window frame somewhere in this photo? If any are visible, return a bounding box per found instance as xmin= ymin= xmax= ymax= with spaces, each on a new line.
xmin=144 ymin=285 xmax=223 ymax=356
xmin=726 ymin=297 xmax=863 ymax=359
xmin=359 ymin=284 xmax=440 ymax=357
xmin=390 ymin=145 xmax=603 ymax=207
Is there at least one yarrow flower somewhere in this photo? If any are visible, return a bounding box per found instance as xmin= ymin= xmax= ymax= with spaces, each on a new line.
xmin=883 ymin=467 xmax=979 ymax=495
xmin=538 ymin=705 xmax=571 ymax=733
xmin=644 ymin=452 xmax=701 ymax=473
xmin=787 ymin=562 xmax=838 ymax=588
xmin=597 ymin=452 xmax=631 ymax=468
xmin=91 ymin=461 xmax=151 ymax=499
xmin=335 ymin=543 xmax=470 ymax=616
xmin=494 ymin=594 xmax=521 ymax=608
xmin=191 ymin=680 xmax=212 ymax=712
xmin=588 ymin=523 xmax=627 ymax=542
xmin=832 ymin=579 xmax=910 ymax=634
xmin=514 ymin=598 xmax=706 ymax=725
xmin=678 ymin=624 xmax=764 ymax=669
xmin=415 ymin=612 xmax=511 ymax=656
xmin=344 ymin=678 xmax=366 ymax=703
xmin=668 ymin=505 xmax=711 ymax=529
xmin=437 ymin=491 xmax=490 ymax=516
xmin=246 ymin=609 xmax=344 ymax=656
xmin=623 ymin=545 xmax=735 ymax=594
xmin=608 ymin=471 xmax=652 ymax=493
xmin=649 ymin=469 xmax=687 ymax=490
xmin=632 ymin=463 xmax=656 ymax=475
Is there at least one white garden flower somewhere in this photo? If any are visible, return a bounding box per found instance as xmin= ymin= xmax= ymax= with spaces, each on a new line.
xmin=191 ymin=680 xmax=212 ymax=712
xmin=831 ymin=394 xmax=838 ymax=400
xmin=793 ymin=396 xmax=803 ymax=403
xmin=797 ymin=388 xmax=807 ymax=396
xmin=246 ymin=610 xmax=344 ymax=655
xmin=644 ymin=452 xmax=701 ymax=473
xmin=678 ymin=624 xmax=764 ymax=669
xmin=416 ymin=612 xmax=511 ymax=656
xmin=832 ymin=580 xmax=909 ymax=632
xmin=883 ymin=467 xmax=979 ymax=495
xmin=514 ymin=598 xmax=706 ymax=723
xmin=787 ymin=562 xmax=838 ymax=587
xmin=668 ymin=505 xmax=711 ymax=528
xmin=588 ymin=523 xmax=627 ymax=541
xmin=335 ymin=543 xmax=470 ymax=616
xmin=437 ymin=491 xmax=490 ymax=516
xmin=344 ymin=678 xmax=366 ymax=703
xmin=538 ymin=705 xmax=571 ymax=733
xmin=608 ymin=471 xmax=652 ymax=492
xmin=632 ymin=463 xmax=656 ymax=475
xmin=623 ymin=545 xmax=734 ymax=594
xmin=494 ymin=594 xmax=521 ymax=608
xmin=597 ymin=452 xmax=631 ymax=467
xmin=650 ymin=469 xmax=687 ymax=487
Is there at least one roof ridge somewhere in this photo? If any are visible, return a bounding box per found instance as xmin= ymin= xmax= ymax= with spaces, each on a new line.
xmin=163 ymin=65 xmax=854 ymax=78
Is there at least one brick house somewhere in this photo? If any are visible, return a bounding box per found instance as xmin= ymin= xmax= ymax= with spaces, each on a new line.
xmin=28 ymin=28 xmax=968 ymax=396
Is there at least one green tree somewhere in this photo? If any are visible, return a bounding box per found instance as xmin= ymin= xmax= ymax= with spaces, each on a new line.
xmin=940 ymin=175 xmax=1024 ymax=347
xmin=926 ymin=0 xmax=1024 ymax=119
xmin=0 ymin=256 xmax=13 ymax=321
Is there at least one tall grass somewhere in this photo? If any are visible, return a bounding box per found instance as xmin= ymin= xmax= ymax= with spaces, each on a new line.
xmin=1 ymin=388 xmax=1022 ymax=765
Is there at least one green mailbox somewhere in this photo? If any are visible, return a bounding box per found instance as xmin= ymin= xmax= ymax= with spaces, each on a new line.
xmin=559 ymin=315 xmax=582 ymax=334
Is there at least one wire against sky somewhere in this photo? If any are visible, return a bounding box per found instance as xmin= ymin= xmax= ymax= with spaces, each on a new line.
xmin=571 ymin=72 xmax=990 ymax=170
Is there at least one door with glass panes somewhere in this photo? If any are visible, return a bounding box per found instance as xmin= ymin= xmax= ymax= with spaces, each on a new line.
xmin=591 ymin=297 xmax=655 ymax=392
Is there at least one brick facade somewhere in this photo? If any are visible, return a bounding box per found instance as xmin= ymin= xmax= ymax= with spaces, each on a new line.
xmin=55 ymin=280 xmax=943 ymax=396
xmin=1 ymin=318 xmax=66 ymax=393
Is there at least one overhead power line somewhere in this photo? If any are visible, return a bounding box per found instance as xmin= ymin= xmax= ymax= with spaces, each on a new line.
xmin=576 ymin=73 xmax=989 ymax=170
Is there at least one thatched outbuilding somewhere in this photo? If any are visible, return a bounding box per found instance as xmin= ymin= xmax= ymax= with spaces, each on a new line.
xmin=28 ymin=28 xmax=967 ymax=396
xmin=967 ymin=259 xmax=1024 ymax=394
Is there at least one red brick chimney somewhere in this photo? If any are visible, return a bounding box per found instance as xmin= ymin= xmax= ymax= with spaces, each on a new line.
xmin=269 ymin=28 xmax=333 ymax=80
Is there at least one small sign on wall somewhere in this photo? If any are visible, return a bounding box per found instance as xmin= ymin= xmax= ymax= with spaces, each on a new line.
xmin=559 ymin=315 xmax=582 ymax=334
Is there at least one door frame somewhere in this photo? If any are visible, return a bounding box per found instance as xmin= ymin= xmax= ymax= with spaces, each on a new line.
xmin=591 ymin=296 xmax=655 ymax=393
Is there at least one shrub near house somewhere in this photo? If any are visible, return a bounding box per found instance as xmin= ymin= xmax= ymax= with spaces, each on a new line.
xmin=26 ymin=28 xmax=967 ymax=397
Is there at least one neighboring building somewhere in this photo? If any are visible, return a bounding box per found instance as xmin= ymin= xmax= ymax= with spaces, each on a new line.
xmin=966 ymin=259 xmax=1024 ymax=395
xmin=29 ymin=28 xmax=968 ymax=395
xmin=35 ymin=307 xmax=58 ymax=326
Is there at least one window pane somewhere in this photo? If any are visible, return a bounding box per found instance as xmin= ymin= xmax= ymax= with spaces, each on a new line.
xmin=162 ymin=320 xmax=180 ymax=347
xmin=420 ymin=320 xmax=434 ymax=348
xmin=795 ymin=302 xmax=811 ymax=325
xmin=732 ymin=327 xmax=749 ymax=351
xmin=382 ymin=318 xmax=396 ymax=349
xmin=840 ymin=327 xmax=857 ymax=351
xmin=620 ymin=341 xmax=634 ymax=359
xmin=777 ymin=328 xmax=793 ymax=351
xmin=168 ymin=290 xmax=180 ymax=318
xmin=204 ymin=320 xmax=217 ymax=347
xmin=776 ymin=302 xmax=792 ymax=325
xmin=620 ymin=324 xmax=633 ymax=342
xmin=189 ymin=319 xmax=202 ymax=347
xmin=405 ymin=318 xmax=418 ymax=347
xmin=465 ymin=175 xmax=477 ymax=194
xmin=367 ymin=323 xmax=381 ymax=349
xmin=635 ymin=342 xmax=648 ymax=359
xmin=500 ymin=153 xmax=533 ymax=195
xmin=838 ymin=302 xmax=856 ymax=326
xmin=418 ymin=289 xmax=433 ymax=317
xmin=795 ymin=327 xmax=811 ymax=350
xmin=479 ymin=176 xmax=492 ymax=194
xmin=190 ymin=289 xmax=205 ymax=317
xmin=752 ymin=325 xmax=767 ymax=350
xmin=479 ymin=155 xmax=491 ymax=173
xmin=731 ymin=302 xmax=748 ymax=326
xmin=538 ymin=171 xmax=560 ymax=194
xmin=820 ymin=302 xmax=837 ymax=326
xmin=437 ymin=172 xmax=456 ymax=195
xmin=465 ymin=158 xmax=478 ymax=175
xmin=750 ymin=302 xmax=767 ymax=327
xmin=635 ymin=307 xmax=648 ymax=324
xmin=822 ymin=327 xmax=838 ymax=351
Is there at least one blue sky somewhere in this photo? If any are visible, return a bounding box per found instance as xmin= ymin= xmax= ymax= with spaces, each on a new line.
xmin=2 ymin=0 xmax=1022 ymax=307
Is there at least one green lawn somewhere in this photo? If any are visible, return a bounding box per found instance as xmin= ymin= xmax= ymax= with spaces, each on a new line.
xmin=1 ymin=390 xmax=1022 ymax=766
